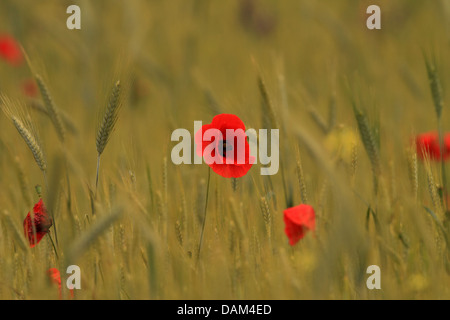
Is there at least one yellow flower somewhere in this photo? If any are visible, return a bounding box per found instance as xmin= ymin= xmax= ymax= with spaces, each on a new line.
xmin=408 ymin=274 xmax=429 ymax=292
xmin=325 ymin=125 xmax=358 ymax=163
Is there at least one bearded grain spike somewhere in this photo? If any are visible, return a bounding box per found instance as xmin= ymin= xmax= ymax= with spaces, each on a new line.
xmin=11 ymin=116 xmax=47 ymax=172
xmin=424 ymin=160 xmax=443 ymax=217
xmin=95 ymin=80 xmax=122 ymax=191
xmin=66 ymin=207 xmax=123 ymax=264
xmin=35 ymin=74 xmax=66 ymax=142
xmin=296 ymin=148 xmax=308 ymax=204
xmin=30 ymin=99 xmax=78 ymax=135
xmin=96 ymin=81 xmax=122 ymax=156
xmin=353 ymin=104 xmax=380 ymax=192
xmin=259 ymin=197 xmax=272 ymax=239
xmin=425 ymin=57 xmax=444 ymax=119
xmin=258 ymin=76 xmax=279 ymax=129
xmin=355 ymin=111 xmax=379 ymax=171
xmin=407 ymin=148 xmax=418 ymax=200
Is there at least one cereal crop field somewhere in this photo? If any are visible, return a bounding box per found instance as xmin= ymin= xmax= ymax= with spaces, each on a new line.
xmin=0 ymin=0 xmax=449 ymax=300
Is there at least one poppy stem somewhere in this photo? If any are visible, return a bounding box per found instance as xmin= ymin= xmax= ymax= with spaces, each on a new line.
xmin=438 ymin=119 xmax=449 ymax=212
xmin=43 ymin=171 xmax=49 ymax=198
xmin=197 ymin=167 xmax=211 ymax=264
xmin=43 ymin=171 xmax=59 ymax=247
xmin=48 ymin=233 xmax=59 ymax=260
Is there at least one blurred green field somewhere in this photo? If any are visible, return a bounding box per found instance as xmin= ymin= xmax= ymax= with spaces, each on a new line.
xmin=0 ymin=0 xmax=450 ymax=299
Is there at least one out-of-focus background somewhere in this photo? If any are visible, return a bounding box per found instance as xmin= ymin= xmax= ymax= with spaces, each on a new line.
xmin=0 ymin=0 xmax=449 ymax=299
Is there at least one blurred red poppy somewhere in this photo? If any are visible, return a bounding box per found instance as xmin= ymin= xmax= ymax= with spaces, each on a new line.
xmin=47 ymin=268 xmax=63 ymax=299
xmin=195 ymin=114 xmax=255 ymax=178
xmin=0 ymin=35 xmax=22 ymax=66
xmin=47 ymin=268 xmax=74 ymax=300
xmin=283 ymin=204 xmax=315 ymax=246
xmin=239 ymin=0 xmax=276 ymax=37
xmin=23 ymin=199 xmax=52 ymax=248
xmin=416 ymin=132 xmax=450 ymax=161
xmin=22 ymin=78 xmax=38 ymax=97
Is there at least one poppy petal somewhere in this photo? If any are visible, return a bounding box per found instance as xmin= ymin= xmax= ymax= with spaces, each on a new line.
xmin=0 ymin=35 xmax=22 ymax=66
xmin=283 ymin=204 xmax=315 ymax=246
xmin=195 ymin=114 xmax=254 ymax=178
xmin=416 ymin=132 xmax=450 ymax=161
xmin=23 ymin=199 xmax=52 ymax=247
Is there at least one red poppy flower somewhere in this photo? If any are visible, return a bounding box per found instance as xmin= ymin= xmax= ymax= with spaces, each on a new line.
xmin=283 ymin=204 xmax=315 ymax=246
xmin=47 ymin=268 xmax=63 ymax=299
xmin=0 ymin=35 xmax=22 ymax=66
xmin=195 ymin=114 xmax=255 ymax=178
xmin=22 ymin=78 xmax=38 ymax=97
xmin=47 ymin=268 xmax=74 ymax=300
xmin=416 ymin=132 xmax=450 ymax=161
xmin=23 ymin=199 xmax=52 ymax=248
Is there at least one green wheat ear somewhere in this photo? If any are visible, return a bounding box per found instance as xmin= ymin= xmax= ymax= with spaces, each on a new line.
xmin=0 ymin=95 xmax=47 ymax=173
xmin=96 ymin=80 xmax=121 ymax=156
xmin=11 ymin=116 xmax=47 ymax=173
xmin=424 ymin=53 xmax=448 ymax=212
xmin=258 ymin=75 xmax=279 ymax=130
xmin=424 ymin=157 xmax=443 ymax=217
xmin=95 ymin=80 xmax=122 ymax=190
xmin=352 ymin=101 xmax=381 ymax=193
xmin=424 ymin=54 xmax=444 ymax=119
xmin=29 ymin=99 xmax=78 ymax=135
xmin=295 ymin=146 xmax=308 ymax=204
xmin=35 ymin=74 xmax=66 ymax=143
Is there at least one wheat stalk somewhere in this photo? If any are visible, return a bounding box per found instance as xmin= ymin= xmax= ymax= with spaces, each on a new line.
xmin=13 ymin=156 xmax=32 ymax=207
xmin=258 ymin=75 xmax=279 ymax=130
xmin=35 ymin=74 xmax=66 ymax=143
xmin=2 ymin=211 xmax=28 ymax=252
xmin=1 ymin=95 xmax=46 ymax=172
xmin=196 ymin=167 xmax=211 ymax=264
xmin=66 ymin=207 xmax=123 ymax=265
xmin=425 ymin=55 xmax=444 ymax=119
xmin=95 ymin=80 xmax=122 ymax=190
xmin=0 ymin=96 xmax=62 ymax=246
xmin=229 ymin=197 xmax=246 ymax=237
xmin=407 ymin=146 xmax=418 ymax=200
xmin=11 ymin=116 xmax=47 ymax=173
xmin=296 ymin=146 xmax=308 ymax=204
xmin=257 ymin=73 xmax=291 ymax=207
xmin=424 ymin=55 xmax=448 ymax=213
xmin=424 ymin=158 xmax=443 ymax=217
xmin=259 ymin=197 xmax=272 ymax=240
xmin=353 ymin=103 xmax=380 ymax=193
xmin=309 ymin=107 xmax=329 ymax=134
xmin=29 ymin=99 xmax=78 ymax=135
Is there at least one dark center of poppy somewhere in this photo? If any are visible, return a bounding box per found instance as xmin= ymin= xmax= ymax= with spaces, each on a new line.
xmin=34 ymin=215 xmax=53 ymax=232
xmin=218 ymin=140 xmax=233 ymax=157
